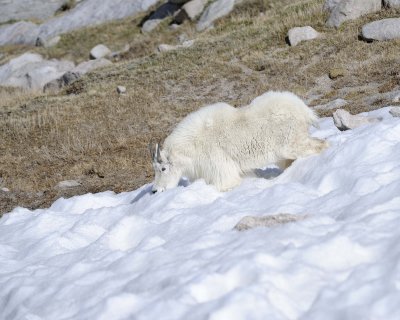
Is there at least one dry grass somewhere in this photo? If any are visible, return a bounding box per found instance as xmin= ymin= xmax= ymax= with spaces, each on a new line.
xmin=1 ymin=0 xmax=399 ymax=215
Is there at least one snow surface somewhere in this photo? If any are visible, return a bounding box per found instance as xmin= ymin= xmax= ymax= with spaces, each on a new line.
xmin=1 ymin=108 xmax=400 ymax=320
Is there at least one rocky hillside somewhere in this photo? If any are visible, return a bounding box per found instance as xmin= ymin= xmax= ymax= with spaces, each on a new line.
xmin=0 ymin=0 xmax=400 ymax=214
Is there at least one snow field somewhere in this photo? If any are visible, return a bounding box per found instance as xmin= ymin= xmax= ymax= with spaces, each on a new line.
xmin=1 ymin=108 xmax=400 ymax=319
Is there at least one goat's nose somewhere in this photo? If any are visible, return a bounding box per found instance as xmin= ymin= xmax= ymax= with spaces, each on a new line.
xmin=152 ymin=190 xmax=157 ymax=194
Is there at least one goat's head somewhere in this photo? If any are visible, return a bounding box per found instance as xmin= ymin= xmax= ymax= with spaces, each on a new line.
xmin=149 ymin=142 xmax=181 ymax=193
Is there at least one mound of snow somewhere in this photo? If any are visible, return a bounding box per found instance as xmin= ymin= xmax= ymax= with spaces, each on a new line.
xmin=1 ymin=108 xmax=400 ymax=319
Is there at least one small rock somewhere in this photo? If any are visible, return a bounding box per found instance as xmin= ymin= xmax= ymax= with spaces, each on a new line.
xmin=117 ymin=86 xmax=126 ymax=94
xmin=361 ymin=18 xmax=400 ymax=41
xmin=36 ymin=35 xmax=61 ymax=48
xmin=142 ymin=19 xmax=163 ymax=33
xmin=158 ymin=40 xmax=194 ymax=52
xmin=333 ymin=109 xmax=381 ymax=131
xmin=326 ymin=0 xmax=381 ymax=28
xmin=88 ymin=89 xmax=97 ymax=96
xmin=169 ymin=23 xmax=181 ymax=30
xmin=56 ymin=180 xmax=81 ymax=189
xmin=73 ymin=58 xmax=112 ymax=74
xmin=109 ymin=44 xmax=130 ymax=59
xmin=90 ymin=44 xmax=112 ymax=60
xmin=287 ymin=26 xmax=320 ymax=46
xmin=178 ymin=33 xmax=189 ymax=43
xmin=314 ymin=98 xmax=348 ymax=110
xmin=392 ymin=93 xmax=400 ymax=103
xmin=384 ymin=0 xmax=400 ymax=8
xmin=329 ymin=68 xmax=346 ymax=79
xmin=234 ymin=214 xmax=307 ymax=231
xmin=1 ymin=187 xmax=10 ymax=192
xmin=389 ymin=107 xmax=400 ymax=117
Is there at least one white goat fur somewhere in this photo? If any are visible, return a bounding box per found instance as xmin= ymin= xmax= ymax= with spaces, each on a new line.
xmin=152 ymin=91 xmax=327 ymax=192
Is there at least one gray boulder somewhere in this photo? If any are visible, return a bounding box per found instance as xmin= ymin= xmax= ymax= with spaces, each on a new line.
xmin=326 ymin=0 xmax=381 ymax=28
xmin=0 ymin=53 xmax=74 ymax=91
xmin=323 ymin=0 xmax=342 ymax=11
xmin=362 ymin=18 xmax=400 ymax=41
xmin=314 ymin=98 xmax=348 ymax=111
xmin=287 ymin=26 xmax=320 ymax=46
xmin=333 ymin=109 xmax=381 ymax=131
xmin=90 ymin=44 xmax=112 ymax=59
xmin=0 ymin=0 xmax=67 ymax=24
xmin=384 ymin=0 xmax=400 ymax=8
xmin=44 ymin=58 xmax=112 ymax=93
xmin=72 ymin=58 xmax=112 ymax=74
xmin=141 ymin=2 xmax=181 ymax=33
xmin=0 ymin=21 xmax=39 ymax=46
xmin=175 ymin=0 xmax=206 ymax=23
xmin=38 ymin=0 xmax=159 ymax=40
xmin=43 ymin=71 xmax=81 ymax=93
xmin=196 ymin=0 xmax=236 ymax=31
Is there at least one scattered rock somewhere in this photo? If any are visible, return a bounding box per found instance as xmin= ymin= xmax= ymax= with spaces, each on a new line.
xmin=36 ymin=35 xmax=61 ymax=48
xmin=73 ymin=58 xmax=112 ymax=74
xmin=361 ymin=18 xmax=400 ymax=41
xmin=333 ymin=109 xmax=381 ymax=131
xmin=326 ymin=0 xmax=381 ymax=28
xmin=117 ymin=86 xmax=126 ymax=94
xmin=0 ymin=21 xmax=39 ymax=46
xmin=109 ymin=44 xmax=130 ymax=60
xmin=141 ymin=2 xmax=181 ymax=32
xmin=0 ymin=53 xmax=74 ymax=91
xmin=323 ymin=0 xmax=342 ymax=11
xmin=142 ymin=19 xmax=163 ymax=33
xmin=287 ymin=26 xmax=320 ymax=46
xmin=56 ymin=180 xmax=81 ymax=189
xmin=0 ymin=0 xmax=67 ymax=23
xmin=90 ymin=44 xmax=112 ymax=60
xmin=178 ymin=33 xmax=189 ymax=43
xmin=43 ymin=58 xmax=112 ymax=93
xmin=363 ymin=90 xmax=400 ymax=106
xmin=314 ymin=98 xmax=348 ymax=111
xmin=43 ymin=71 xmax=81 ymax=94
xmin=234 ymin=214 xmax=307 ymax=231
xmin=196 ymin=0 xmax=236 ymax=31
xmin=175 ymin=0 xmax=206 ymax=24
xmin=169 ymin=23 xmax=181 ymax=30
xmin=38 ymin=0 xmax=160 ymax=40
xmin=389 ymin=107 xmax=400 ymax=117
xmin=329 ymin=67 xmax=346 ymax=79
xmin=158 ymin=40 xmax=195 ymax=52
xmin=383 ymin=0 xmax=400 ymax=8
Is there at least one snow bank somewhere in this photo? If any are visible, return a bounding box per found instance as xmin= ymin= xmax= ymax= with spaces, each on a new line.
xmin=1 ymin=108 xmax=400 ymax=319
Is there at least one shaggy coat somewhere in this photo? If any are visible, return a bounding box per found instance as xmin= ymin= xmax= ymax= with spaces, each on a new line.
xmin=151 ymin=91 xmax=327 ymax=192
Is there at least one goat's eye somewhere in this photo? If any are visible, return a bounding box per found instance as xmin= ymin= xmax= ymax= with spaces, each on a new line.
xmin=161 ymin=167 xmax=166 ymax=171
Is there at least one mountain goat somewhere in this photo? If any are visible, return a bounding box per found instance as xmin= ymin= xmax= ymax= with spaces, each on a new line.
xmin=150 ymin=91 xmax=327 ymax=193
